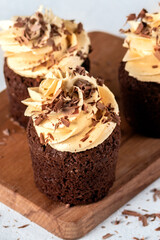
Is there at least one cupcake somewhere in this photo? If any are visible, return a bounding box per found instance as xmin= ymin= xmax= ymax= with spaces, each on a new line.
xmin=0 ymin=6 xmax=91 ymax=127
xmin=22 ymin=67 xmax=120 ymax=205
xmin=119 ymin=8 xmax=160 ymax=137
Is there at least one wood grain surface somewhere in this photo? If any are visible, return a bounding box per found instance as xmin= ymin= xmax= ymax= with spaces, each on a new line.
xmin=0 ymin=32 xmax=160 ymax=240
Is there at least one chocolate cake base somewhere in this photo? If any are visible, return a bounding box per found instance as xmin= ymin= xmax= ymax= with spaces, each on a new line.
xmin=27 ymin=119 xmax=120 ymax=205
xmin=4 ymin=58 xmax=90 ymax=128
xmin=119 ymin=62 xmax=160 ymax=138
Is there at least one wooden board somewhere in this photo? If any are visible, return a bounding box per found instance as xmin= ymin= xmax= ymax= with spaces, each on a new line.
xmin=0 ymin=32 xmax=160 ymax=240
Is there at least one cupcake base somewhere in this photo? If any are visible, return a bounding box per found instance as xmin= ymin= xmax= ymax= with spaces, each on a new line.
xmin=119 ymin=62 xmax=160 ymax=138
xmin=4 ymin=58 xmax=90 ymax=128
xmin=27 ymin=119 xmax=120 ymax=205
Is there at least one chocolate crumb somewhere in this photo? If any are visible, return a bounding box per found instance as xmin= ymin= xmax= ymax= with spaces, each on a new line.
xmin=3 ymin=226 xmax=9 ymax=228
xmin=101 ymin=226 xmax=106 ymax=228
xmin=155 ymin=226 xmax=160 ymax=231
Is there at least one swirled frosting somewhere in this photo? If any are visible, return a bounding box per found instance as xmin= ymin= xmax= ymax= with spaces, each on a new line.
xmin=122 ymin=8 xmax=160 ymax=84
xmin=0 ymin=6 xmax=90 ymax=78
xmin=22 ymin=67 xmax=120 ymax=152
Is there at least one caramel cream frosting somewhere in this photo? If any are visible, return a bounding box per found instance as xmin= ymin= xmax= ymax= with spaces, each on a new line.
xmin=22 ymin=67 xmax=120 ymax=152
xmin=0 ymin=6 xmax=90 ymax=78
xmin=122 ymin=8 xmax=160 ymax=84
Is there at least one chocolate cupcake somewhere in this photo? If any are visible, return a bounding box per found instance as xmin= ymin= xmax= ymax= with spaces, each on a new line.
xmin=119 ymin=9 xmax=160 ymax=137
xmin=23 ymin=67 xmax=120 ymax=205
xmin=0 ymin=6 xmax=91 ymax=127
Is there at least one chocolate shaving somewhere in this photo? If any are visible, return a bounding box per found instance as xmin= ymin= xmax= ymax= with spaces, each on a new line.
xmin=68 ymin=45 xmax=78 ymax=53
xmin=96 ymin=77 xmax=104 ymax=86
xmin=152 ymin=65 xmax=158 ymax=68
xmin=74 ymin=78 xmax=96 ymax=100
xmin=82 ymin=104 xmax=88 ymax=113
xmin=123 ymin=209 xmax=160 ymax=227
xmin=119 ymin=28 xmax=131 ymax=34
xmin=77 ymin=50 xmax=86 ymax=60
xmin=139 ymin=215 xmax=148 ymax=227
xmin=134 ymin=23 xmax=144 ymax=34
xmin=40 ymin=133 xmax=45 ymax=145
xmin=36 ymin=76 xmax=41 ymax=83
xmin=80 ymin=134 xmax=89 ymax=142
xmin=137 ymin=8 xmax=148 ymax=19
xmin=47 ymin=133 xmax=54 ymax=141
xmin=155 ymin=226 xmax=160 ymax=231
xmin=154 ymin=50 xmax=160 ymax=61
xmin=76 ymin=22 xmax=83 ymax=34
xmin=64 ymin=29 xmax=71 ymax=35
xmin=151 ymin=188 xmax=160 ymax=201
xmin=14 ymin=17 xmax=26 ymax=28
xmin=102 ymin=233 xmax=114 ymax=239
xmin=35 ymin=114 xmax=46 ymax=126
xmin=18 ymin=224 xmax=29 ymax=229
xmin=96 ymin=101 xmax=105 ymax=111
xmin=122 ymin=210 xmax=141 ymax=217
xmin=127 ymin=13 xmax=136 ymax=21
xmin=73 ymin=66 xmax=86 ymax=76
xmin=61 ymin=117 xmax=70 ymax=127
xmin=54 ymin=97 xmax=64 ymax=112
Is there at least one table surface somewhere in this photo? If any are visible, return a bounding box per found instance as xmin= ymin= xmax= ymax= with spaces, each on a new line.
xmin=0 ymin=0 xmax=160 ymax=239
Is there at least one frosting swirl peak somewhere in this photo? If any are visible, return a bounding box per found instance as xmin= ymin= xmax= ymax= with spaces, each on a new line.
xmin=0 ymin=6 xmax=90 ymax=78
xmin=22 ymin=67 xmax=120 ymax=152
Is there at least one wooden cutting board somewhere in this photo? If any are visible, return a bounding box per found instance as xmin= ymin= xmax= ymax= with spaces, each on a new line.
xmin=0 ymin=32 xmax=160 ymax=240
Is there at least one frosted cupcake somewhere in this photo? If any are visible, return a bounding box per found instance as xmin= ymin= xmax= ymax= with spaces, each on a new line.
xmin=0 ymin=6 xmax=91 ymax=127
xmin=23 ymin=67 xmax=120 ymax=205
xmin=119 ymin=8 xmax=160 ymax=137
